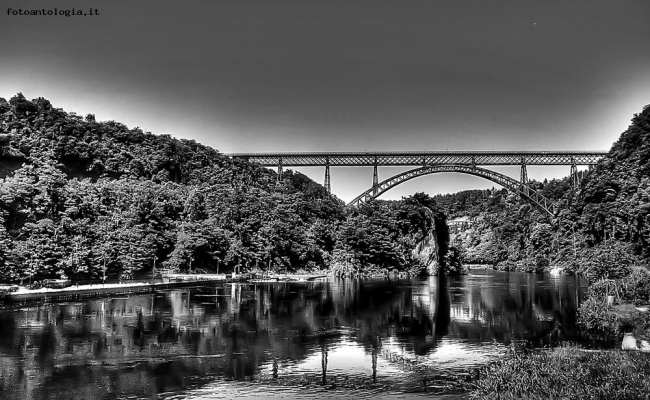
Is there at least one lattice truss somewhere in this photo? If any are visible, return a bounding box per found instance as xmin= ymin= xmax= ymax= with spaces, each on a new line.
xmin=229 ymin=151 xmax=606 ymax=166
xmin=349 ymin=165 xmax=555 ymax=215
xmin=228 ymin=151 xmax=607 ymax=215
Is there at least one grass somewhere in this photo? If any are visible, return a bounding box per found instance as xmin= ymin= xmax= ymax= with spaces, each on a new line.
xmin=467 ymin=344 xmax=650 ymax=399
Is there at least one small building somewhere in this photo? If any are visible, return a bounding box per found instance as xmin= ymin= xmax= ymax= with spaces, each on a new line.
xmin=448 ymin=216 xmax=474 ymax=232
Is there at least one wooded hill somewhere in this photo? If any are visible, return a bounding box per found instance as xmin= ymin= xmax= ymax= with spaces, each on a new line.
xmin=439 ymin=104 xmax=650 ymax=277
xmin=0 ymin=94 xmax=450 ymax=284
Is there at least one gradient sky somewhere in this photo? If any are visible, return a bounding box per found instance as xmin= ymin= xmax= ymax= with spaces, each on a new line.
xmin=2 ymin=0 xmax=649 ymax=202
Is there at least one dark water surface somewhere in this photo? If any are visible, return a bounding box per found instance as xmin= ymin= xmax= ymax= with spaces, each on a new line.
xmin=0 ymin=270 xmax=587 ymax=399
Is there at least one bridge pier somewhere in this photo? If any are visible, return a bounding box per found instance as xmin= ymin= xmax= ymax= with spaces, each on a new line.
xmin=324 ymin=157 xmax=331 ymax=194
xmin=372 ymin=156 xmax=378 ymax=196
xmin=520 ymin=156 xmax=528 ymax=186
xmin=570 ymin=157 xmax=579 ymax=188
xmin=277 ymin=157 xmax=283 ymax=184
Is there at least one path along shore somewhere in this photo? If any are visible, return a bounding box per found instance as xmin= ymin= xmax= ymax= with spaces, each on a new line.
xmin=1 ymin=273 xmax=329 ymax=303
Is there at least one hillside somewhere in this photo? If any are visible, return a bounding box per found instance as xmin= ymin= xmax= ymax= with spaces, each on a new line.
xmin=330 ymin=193 xmax=457 ymax=276
xmin=434 ymin=179 xmax=571 ymax=271
xmin=437 ymin=104 xmax=650 ymax=275
xmin=0 ymin=94 xmax=451 ymax=284
xmin=0 ymin=94 xmax=348 ymax=283
xmin=574 ymin=104 xmax=650 ymax=259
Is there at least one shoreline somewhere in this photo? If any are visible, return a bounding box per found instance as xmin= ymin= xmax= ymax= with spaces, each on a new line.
xmin=0 ymin=273 xmax=331 ymax=303
xmin=2 ymin=266 xmax=595 ymax=303
xmin=3 ymin=280 xmax=217 ymax=303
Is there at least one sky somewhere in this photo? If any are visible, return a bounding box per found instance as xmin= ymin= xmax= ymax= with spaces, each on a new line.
xmin=2 ymin=0 xmax=649 ymax=202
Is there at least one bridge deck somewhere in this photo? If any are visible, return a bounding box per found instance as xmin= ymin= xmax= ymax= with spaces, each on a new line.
xmin=229 ymin=151 xmax=606 ymax=166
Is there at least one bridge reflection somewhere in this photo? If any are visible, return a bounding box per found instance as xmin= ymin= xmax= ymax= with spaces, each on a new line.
xmin=0 ymin=271 xmax=586 ymax=399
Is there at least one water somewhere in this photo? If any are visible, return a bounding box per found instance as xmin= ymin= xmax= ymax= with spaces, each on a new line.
xmin=0 ymin=270 xmax=587 ymax=399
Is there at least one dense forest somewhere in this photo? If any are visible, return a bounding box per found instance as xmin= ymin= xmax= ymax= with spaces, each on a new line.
xmin=434 ymin=178 xmax=573 ymax=271
xmin=0 ymin=94 xmax=452 ymax=284
xmin=438 ymin=104 xmax=650 ymax=278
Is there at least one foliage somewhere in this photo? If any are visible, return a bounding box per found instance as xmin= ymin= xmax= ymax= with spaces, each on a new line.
xmin=0 ymin=95 xmax=448 ymax=282
xmin=443 ymin=246 xmax=466 ymax=275
xmin=587 ymin=269 xmax=650 ymax=306
xmin=577 ymin=242 xmax=635 ymax=283
xmin=437 ymin=187 xmax=557 ymax=270
xmin=468 ymin=345 xmax=650 ymax=400
xmin=0 ymin=95 xmax=347 ymax=281
xmin=575 ymin=105 xmax=650 ymax=259
xmin=576 ymin=298 xmax=621 ymax=336
xmin=435 ymin=104 xmax=650 ymax=277
xmin=622 ymin=270 xmax=650 ymax=305
xmin=578 ymin=269 xmax=650 ymax=335
xmin=330 ymin=193 xmax=452 ymax=276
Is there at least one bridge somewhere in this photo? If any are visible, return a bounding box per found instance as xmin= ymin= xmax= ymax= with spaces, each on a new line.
xmin=229 ymin=151 xmax=607 ymax=215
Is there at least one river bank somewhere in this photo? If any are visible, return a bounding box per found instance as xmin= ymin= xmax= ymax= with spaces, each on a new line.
xmin=2 ymin=280 xmax=218 ymax=302
xmin=465 ymin=264 xmax=650 ymax=399
xmin=467 ymin=344 xmax=650 ymax=399
xmin=0 ymin=273 xmax=330 ymax=303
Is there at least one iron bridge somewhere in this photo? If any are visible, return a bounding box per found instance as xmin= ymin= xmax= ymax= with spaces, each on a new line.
xmin=228 ymin=151 xmax=607 ymax=215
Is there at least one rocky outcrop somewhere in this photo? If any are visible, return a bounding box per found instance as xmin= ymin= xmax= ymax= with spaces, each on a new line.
xmin=412 ymin=224 xmax=443 ymax=275
xmin=411 ymin=210 xmax=466 ymax=275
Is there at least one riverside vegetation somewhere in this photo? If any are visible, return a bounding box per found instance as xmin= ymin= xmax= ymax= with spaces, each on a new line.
xmin=468 ymin=345 xmax=650 ymax=399
xmin=0 ymin=94 xmax=457 ymax=286
xmin=461 ymin=104 xmax=650 ymax=398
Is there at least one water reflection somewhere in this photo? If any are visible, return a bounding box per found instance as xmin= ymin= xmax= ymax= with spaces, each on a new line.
xmin=0 ymin=270 xmax=586 ymax=399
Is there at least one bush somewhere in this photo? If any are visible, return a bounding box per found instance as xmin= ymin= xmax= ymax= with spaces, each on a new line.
xmin=494 ymin=260 xmax=516 ymax=271
xmin=561 ymin=259 xmax=582 ymax=275
xmin=586 ymin=270 xmax=650 ymax=306
xmin=621 ymin=269 xmax=650 ymax=305
xmin=443 ymin=246 xmax=467 ymax=276
xmin=534 ymin=255 xmax=550 ymax=272
xmin=578 ymin=269 xmax=650 ymax=336
xmin=577 ymin=297 xmax=620 ymax=335
xmin=578 ymin=242 xmax=635 ymax=283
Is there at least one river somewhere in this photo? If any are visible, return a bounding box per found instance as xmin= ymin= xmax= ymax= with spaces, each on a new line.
xmin=0 ymin=269 xmax=587 ymax=399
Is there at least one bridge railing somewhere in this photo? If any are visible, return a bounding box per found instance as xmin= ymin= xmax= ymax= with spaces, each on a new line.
xmin=229 ymin=151 xmax=606 ymax=166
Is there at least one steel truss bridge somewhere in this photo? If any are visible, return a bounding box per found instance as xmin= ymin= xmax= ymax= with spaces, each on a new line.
xmin=229 ymin=151 xmax=607 ymax=215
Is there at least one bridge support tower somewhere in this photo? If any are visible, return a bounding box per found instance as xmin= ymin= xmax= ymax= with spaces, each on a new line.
xmin=324 ymin=157 xmax=331 ymax=194
xmin=372 ymin=156 xmax=379 ymax=196
xmin=277 ymin=157 xmax=283 ymax=184
xmin=570 ymin=157 xmax=579 ymax=189
xmin=520 ymin=156 xmax=528 ymax=195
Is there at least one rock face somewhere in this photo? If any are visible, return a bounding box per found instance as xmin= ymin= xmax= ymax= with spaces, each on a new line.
xmin=412 ymin=225 xmax=442 ymax=275
xmin=412 ymin=211 xmax=468 ymax=276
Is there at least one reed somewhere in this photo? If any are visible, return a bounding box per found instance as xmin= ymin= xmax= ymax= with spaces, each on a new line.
xmin=467 ymin=344 xmax=650 ymax=399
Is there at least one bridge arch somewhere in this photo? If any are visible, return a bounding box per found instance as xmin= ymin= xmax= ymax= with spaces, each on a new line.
xmin=347 ymin=165 xmax=554 ymax=216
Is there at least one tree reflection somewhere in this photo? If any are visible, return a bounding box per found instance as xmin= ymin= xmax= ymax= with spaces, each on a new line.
xmin=0 ymin=271 xmax=586 ymax=399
